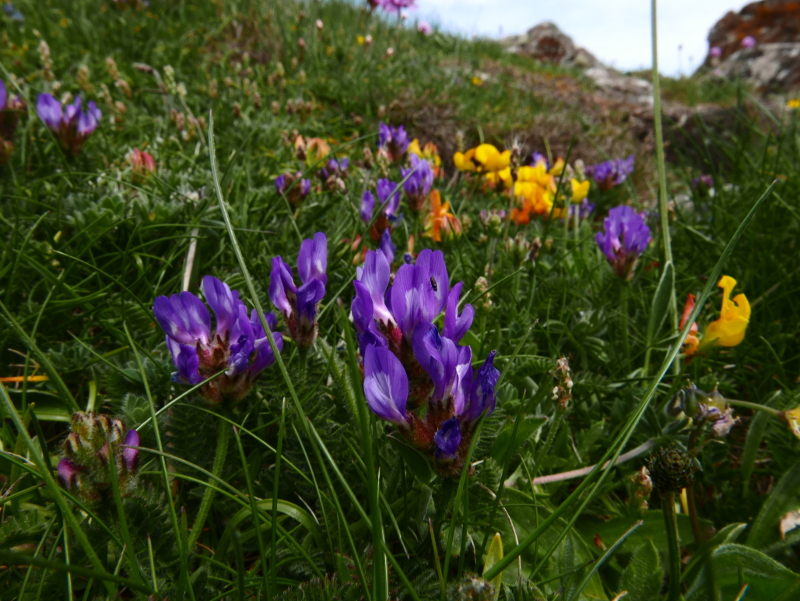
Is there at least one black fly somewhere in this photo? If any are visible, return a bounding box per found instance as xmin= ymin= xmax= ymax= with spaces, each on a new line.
xmin=430 ymin=276 xmax=438 ymax=292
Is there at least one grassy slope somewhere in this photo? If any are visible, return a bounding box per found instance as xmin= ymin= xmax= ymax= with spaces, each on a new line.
xmin=1 ymin=0 xmax=800 ymax=599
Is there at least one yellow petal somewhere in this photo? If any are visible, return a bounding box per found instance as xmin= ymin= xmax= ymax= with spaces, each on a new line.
xmin=785 ymin=408 xmax=800 ymax=440
xmin=408 ymin=138 xmax=422 ymax=157
xmin=571 ymin=179 xmax=590 ymax=202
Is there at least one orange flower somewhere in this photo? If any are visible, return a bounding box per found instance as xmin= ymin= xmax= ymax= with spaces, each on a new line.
xmin=424 ymin=190 xmax=462 ymax=242
xmin=679 ymin=293 xmax=700 ymax=356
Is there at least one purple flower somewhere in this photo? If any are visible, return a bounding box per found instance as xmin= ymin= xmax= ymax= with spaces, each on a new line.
xmin=434 ymin=418 xmax=461 ymax=461
xmin=417 ymin=21 xmax=432 ymax=35
xmin=269 ymin=232 xmax=327 ymax=348
xmin=379 ymin=229 xmax=396 ymax=264
xmin=361 ymin=179 xmax=401 ymax=226
xmin=390 ymin=248 xmax=448 ymax=341
xmin=377 ymin=0 xmax=417 ymax=14
xmin=122 ymin=429 xmax=139 ymax=472
xmin=568 ymin=199 xmax=595 ymax=220
xmin=0 ymin=79 xmax=25 ymax=164
xmin=587 ymin=155 xmax=634 ymax=192
xmin=741 ymin=36 xmax=756 ymax=49
xmin=378 ymin=122 xmax=408 ymax=161
xmin=276 ymin=172 xmax=311 ymax=205
xmin=595 ymin=206 xmax=651 ymax=279
xmin=710 ymin=46 xmax=722 ymax=58
xmin=532 ymin=152 xmax=550 ymax=169
xmin=443 ymin=282 xmax=474 ymax=344
xmin=0 ymin=80 xmax=6 ymax=111
xmin=692 ymin=174 xmax=714 ymax=197
xmin=154 ymin=275 xmax=283 ymax=403
xmin=461 ymin=351 xmax=499 ymax=425
xmin=36 ymin=93 xmax=101 ymax=156
xmin=363 ymin=344 xmax=409 ymax=426
xmin=401 ymin=154 xmax=434 ymax=212
xmin=412 ymin=323 xmax=470 ymax=408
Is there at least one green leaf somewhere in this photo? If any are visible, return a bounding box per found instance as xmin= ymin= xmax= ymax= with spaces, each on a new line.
xmin=388 ymin=436 xmax=434 ymax=484
xmin=620 ymin=538 xmax=662 ymax=601
xmin=685 ymin=544 xmax=799 ymax=601
xmin=747 ymin=460 xmax=800 ymax=549
xmin=491 ymin=415 xmax=547 ymax=462
xmin=645 ymin=260 xmax=675 ymax=347
xmin=741 ymin=392 xmax=781 ymax=496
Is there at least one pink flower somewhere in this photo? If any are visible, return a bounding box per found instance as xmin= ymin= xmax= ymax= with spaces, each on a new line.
xmin=710 ymin=46 xmax=722 ymax=58
xmin=741 ymin=36 xmax=756 ymax=49
xmin=417 ymin=21 xmax=432 ymax=35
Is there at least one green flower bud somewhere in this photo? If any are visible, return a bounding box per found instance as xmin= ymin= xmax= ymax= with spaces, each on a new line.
xmin=647 ymin=445 xmax=697 ymax=494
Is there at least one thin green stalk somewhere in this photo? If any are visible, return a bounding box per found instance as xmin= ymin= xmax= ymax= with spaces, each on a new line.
xmin=188 ymin=418 xmax=231 ymax=551
xmin=621 ymin=280 xmax=631 ymax=367
xmin=662 ymin=492 xmax=682 ymax=601
xmin=232 ymin=426 xmax=270 ymax=597
xmin=651 ymin=0 xmax=678 ymax=335
xmin=270 ymin=398 xmax=287 ymax=593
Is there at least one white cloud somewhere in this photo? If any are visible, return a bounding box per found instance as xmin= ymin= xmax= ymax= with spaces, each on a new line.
xmin=413 ymin=0 xmax=752 ymax=76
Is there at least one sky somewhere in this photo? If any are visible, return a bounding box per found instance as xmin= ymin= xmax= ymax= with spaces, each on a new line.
xmin=413 ymin=0 xmax=752 ymax=76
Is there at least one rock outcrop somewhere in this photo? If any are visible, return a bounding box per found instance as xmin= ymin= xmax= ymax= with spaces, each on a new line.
xmin=702 ymin=0 xmax=800 ymax=92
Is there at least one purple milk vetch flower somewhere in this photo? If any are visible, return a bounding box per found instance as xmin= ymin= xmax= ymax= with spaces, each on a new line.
xmin=377 ymin=0 xmax=417 ymax=14
xmin=417 ymin=21 xmax=432 ymax=35
xmin=0 ymin=79 xmax=26 ymax=164
xmin=154 ymin=275 xmax=283 ymax=404
xmin=411 ymin=323 xmax=470 ymax=408
xmin=378 ymin=122 xmax=409 ymax=161
xmin=461 ymin=351 xmax=500 ymax=425
xmin=58 ymin=458 xmax=79 ymax=489
xmin=363 ymin=344 xmax=409 ymax=426
xmin=390 ymin=248 xmax=448 ymax=341
xmin=587 ymin=155 xmax=634 ymax=192
xmin=401 ymin=154 xmax=434 ymax=212
xmin=741 ymin=36 xmax=756 ymax=49
xmin=710 ymin=46 xmax=722 ymax=58
xmin=276 ymin=171 xmax=311 ymax=205
xmin=434 ymin=418 xmax=461 ymax=461
xmin=361 ymin=190 xmax=375 ymax=224
xmin=36 ymin=93 xmax=101 ymax=156
xmin=269 ymin=232 xmax=327 ymax=348
xmin=443 ymin=282 xmax=475 ymax=343
xmin=595 ymin=205 xmax=651 ymax=279
xmin=568 ymin=199 xmax=595 ymax=220
xmin=361 ymin=178 xmax=402 ymax=239
xmin=379 ymin=229 xmax=396 ymax=264
xmin=531 ymin=151 xmax=550 ymax=170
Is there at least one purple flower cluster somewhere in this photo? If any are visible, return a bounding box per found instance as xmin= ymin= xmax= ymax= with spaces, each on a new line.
xmin=587 ymin=155 xmax=634 ymax=192
xmin=378 ymin=122 xmax=408 ymax=162
xmin=275 ymin=171 xmax=312 ymax=205
xmin=269 ymin=233 xmax=328 ymax=348
xmin=595 ymin=206 xmax=651 ymax=279
xmin=0 ymin=79 xmax=25 ymax=164
xmin=37 ymin=93 xmax=101 ymax=156
xmin=568 ymin=199 xmax=595 ymax=220
xmin=154 ymin=276 xmax=283 ymax=404
xmin=692 ymin=174 xmax=714 ymax=197
xmin=352 ymin=248 xmax=498 ymax=475
xmin=401 ymin=154 xmax=434 ymax=212
xmin=361 ymin=178 xmax=402 ymax=245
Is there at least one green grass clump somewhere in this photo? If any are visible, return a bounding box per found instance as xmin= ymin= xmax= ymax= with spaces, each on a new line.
xmin=1 ymin=0 xmax=800 ymax=600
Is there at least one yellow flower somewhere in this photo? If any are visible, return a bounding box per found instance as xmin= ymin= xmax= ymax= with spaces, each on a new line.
xmin=784 ymin=408 xmax=800 ymax=439
xmin=471 ymin=76 xmax=484 ymax=86
xmin=424 ymin=190 xmax=462 ymax=242
xmin=548 ymin=157 xmax=565 ymax=176
xmin=571 ymin=179 xmax=590 ymax=202
xmin=787 ymin=99 xmax=800 ymax=109
xmin=517 ymin=164 xmax=553 ymax=188
xmin=409 ymin=139 xmax=442 ymax=176
xmin=357 ymin=35 xmax=365 ymax=45
xmin=453 ymin=148 xmax=477 ymax=172
xmin=484 ymin=167 xmax=512 ymax=189
xmin=697 ymin=275 xmax=751 ymax=352
xmin=474 ymin=144 xmax=510 ymax=173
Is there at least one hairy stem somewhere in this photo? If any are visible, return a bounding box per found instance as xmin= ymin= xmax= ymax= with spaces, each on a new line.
xmin=188 ymin=419 xmax=230 ymax=551
xmin=662 ymin=492 xmax=682 ymax=601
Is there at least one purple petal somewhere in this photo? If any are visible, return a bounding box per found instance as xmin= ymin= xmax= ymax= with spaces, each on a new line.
xmin=377 ymin=179 xmax=401 ymax=216
xmin=434 ymin=418 xmax=462 ymax=460
xmin=415 ymin=248 xmax=449 ymax=318
xmin=275 ymin=174 xmax=286 ymax=193
xmin=412 ymin=324 xmax=459 ymax=402
xmin=379 ymin=229 xmax=396 ymax=265
xmin=361 ymin=190 xmax=375 ymax=224
xmin=167 ymin=338 xmax=203 ymax=385
xmin=153 ymin=291 xmax=211 ymax=345
xmin=443 ymin=282 xmax=473 ymax=343
xmin=378 ymin=122 xmax=391 ymax=148
xmin=122 ymin=429 xmax=140 ymax=471
xmin=64 ymin=97 xmax=81 ymax=124
xmin=390 ymin=263 xmax=432 ymax=340
xmin=0 ymin=81 xmax=6 ymax=110
xmin=356 ymin=250 xmax=394 ymax=325
xmin=36 ymin=93 xmax=62 ymax=130
xmin=202 ymin=276 xmax=240 ymax=340
xmin=77 ymin=101 xmax=100 ymax=136
xmin=363 ymin=344 xmax=409 ymax=426
xmin=269 ymin=257 xmax=296 ymax=315
xmin=250 ymin=331 xmax=283 ymax=375
xmin=298 ymin=232 xmax=328 ymax=285
xmin=296 ymin=279 xmax=325 ymax=327
xmin=57 ymin=458 xmax=79 ymax=489
xmin=451 ymin=344 xmax=473 ymax=416
xmin=464 ymin=351 xmax=500 ymax=423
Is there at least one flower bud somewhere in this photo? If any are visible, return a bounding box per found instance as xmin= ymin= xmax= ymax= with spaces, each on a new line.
xmin=647 ymin=445 xmax=697 ymax=494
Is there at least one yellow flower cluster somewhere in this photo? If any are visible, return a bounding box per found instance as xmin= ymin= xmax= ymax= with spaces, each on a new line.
xmin=681 ymin=275 xmax=751 ymax=357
